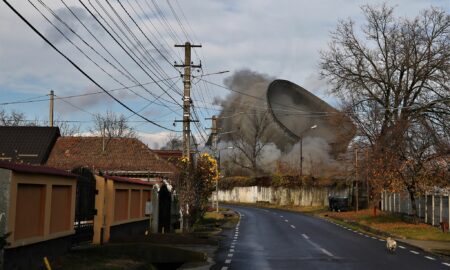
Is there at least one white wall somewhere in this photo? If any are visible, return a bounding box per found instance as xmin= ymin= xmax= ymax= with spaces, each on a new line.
xmin=218 ymin=186 xmax=348 ymax=206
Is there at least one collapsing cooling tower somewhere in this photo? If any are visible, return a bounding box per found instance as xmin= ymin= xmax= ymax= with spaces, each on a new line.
xmin=267 ymin=80 xmax=355 ymax=156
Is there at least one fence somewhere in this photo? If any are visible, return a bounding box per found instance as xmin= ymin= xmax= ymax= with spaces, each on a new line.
xmin=381 ymin=191 xmax=450 ymax=226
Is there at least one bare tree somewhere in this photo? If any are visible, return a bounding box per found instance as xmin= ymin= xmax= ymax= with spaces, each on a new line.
xmin=229 ymin=109 xmax=275 ymax=174
xmin=162 ymin=132 xmax=183 ymax=150
xmin=55 ymin=120 xmax=80 ymax=136
xmin=321 ymin=4 xmax=450 ymax=215
xmin=90 ymin=111 xmax=136 ymax=138
xmin=0 ymin=109 xmax=26 ymax=126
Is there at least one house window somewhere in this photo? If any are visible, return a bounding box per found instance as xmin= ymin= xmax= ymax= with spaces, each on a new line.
xmin=130 ymin=190 xmax=141 ymax=219
xmin=50 ymin=185 xmax=72 ymax=234
xmin=15 ymin=184 xmax=46 ymax=240
xmin=114 ymin=189 xmax=129 ymax=222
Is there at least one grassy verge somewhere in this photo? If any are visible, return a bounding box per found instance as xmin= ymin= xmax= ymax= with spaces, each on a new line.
xmin=322 ymin=209 xmax=450 ymax=242
xmin=226 ymin=201 xmax=328 ymax=214
xmin=194 ymin=208 xmax=239 ymax=232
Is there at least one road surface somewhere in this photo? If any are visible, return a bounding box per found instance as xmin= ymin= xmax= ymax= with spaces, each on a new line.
xmin=212 ymin=204 xmax=450 ymax=270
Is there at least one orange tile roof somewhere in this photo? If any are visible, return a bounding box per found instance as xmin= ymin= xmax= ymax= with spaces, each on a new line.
xmin=46 ymin=137 xmax=177 ymax=175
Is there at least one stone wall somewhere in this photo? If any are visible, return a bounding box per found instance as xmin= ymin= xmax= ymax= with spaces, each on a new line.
xmin=218 ymin=186 xmax=349 ymax=207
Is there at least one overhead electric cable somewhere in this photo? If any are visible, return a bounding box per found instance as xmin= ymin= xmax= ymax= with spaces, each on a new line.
xmin=3 ymin=0 xmax=178 ymax=132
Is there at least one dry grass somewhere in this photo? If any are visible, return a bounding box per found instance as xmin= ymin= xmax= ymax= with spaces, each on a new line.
xmin=325 ymin=209 xmax=450 ymax=241
xmin=231 ymin=202 xmax=327 ymax=214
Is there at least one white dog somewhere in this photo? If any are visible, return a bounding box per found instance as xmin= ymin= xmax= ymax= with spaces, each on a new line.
xmin=386 ymin=237 xmax=397 ymax=253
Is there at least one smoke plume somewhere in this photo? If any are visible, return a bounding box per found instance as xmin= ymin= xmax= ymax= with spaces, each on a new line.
xmin=217 ymin=69 xmax=347 ymax=177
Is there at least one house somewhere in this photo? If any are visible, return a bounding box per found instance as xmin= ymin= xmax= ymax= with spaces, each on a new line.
xmin=0 ymin=126 xmax=60 ymax=164
xmin=152 ymin=149 xmax=183 ymax=164
xmin=46 ymin=136 xmax=178 ymax=182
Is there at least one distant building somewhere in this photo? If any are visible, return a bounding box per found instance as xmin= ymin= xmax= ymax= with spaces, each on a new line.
xmin=152 ymin=149 xmax=183 ymax=164
xmin=0 ymin=126 xmax=60 ymax=164
xmin=46 ymin=136 xmax=178 ymax=182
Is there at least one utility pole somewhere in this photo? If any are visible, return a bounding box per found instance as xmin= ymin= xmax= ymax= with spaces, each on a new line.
xmin=366 ymin=148 xmax=370 ymax=207
xmin=174 ymin=42 xmax=202 ymax=159
xmin=355 ymin=147 xmax=359 ymax=212
xmin=299 ymin=137 xmax=303 ymax=177
xmin=210 ymin=116 xmax=219 ymax=212
xmin=49 ymin=90 xmax=54 ymax=127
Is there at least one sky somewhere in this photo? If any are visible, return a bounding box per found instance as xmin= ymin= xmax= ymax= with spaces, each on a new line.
xmin=0 ymin=0 xmax=448 ymax=149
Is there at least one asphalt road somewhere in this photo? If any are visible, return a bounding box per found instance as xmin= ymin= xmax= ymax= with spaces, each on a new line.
xmin=212 ymin=204 xmax=450 ymax=270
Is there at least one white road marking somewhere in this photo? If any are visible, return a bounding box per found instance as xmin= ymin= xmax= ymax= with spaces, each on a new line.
xmin=379 ymin=239 xmax=385 ymax=242
xmin=371 ymin=237 xmax=377 ymax=239
xmin=221 ymin=267 xmax=228 ymax=270
xmin=301 ymin=233 xmax=334 ymax=257
xmin=280 ymin=215 xmax=284 ymax=218
xmin=442 ymin=262 xmax=450 ymax=267
xmin=228 ymin=253 xmax=233 ymax=257
xmin=399 ymin=245 xmax=406 ymax=249
xmin=320 ymin=248 xmax=334 ymax=257
xmin=364 ymin=235 xmax=369 ymax=237
xmin=424 ymin=256 xmax=435 ymax=260
xmin=230 ymin=249 xmax=234 ymax=252
xmin=225 ymin=259 xmax=231 ymax=264
xmin=291 ymin=225 xmax=296 ymax=229
xmin=410 ymin=250 xmax=419 ymax=255
xmin=285 ymin=219 xmax=289 ymax=222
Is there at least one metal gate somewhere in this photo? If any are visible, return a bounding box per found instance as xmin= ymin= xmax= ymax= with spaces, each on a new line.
xmin=71 ymin=167 xmax=96 ymax=245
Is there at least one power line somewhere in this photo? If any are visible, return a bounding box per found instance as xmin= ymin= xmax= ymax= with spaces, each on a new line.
xmin=32 ymin=0 xmax=178 ymax=113
xmin=3 ymin=0 xmax=178 ymax=132
xmin=0 ymin=76 xmax=180 ymax=106
xmin=80 ymin=0 xmax=183 ymax=108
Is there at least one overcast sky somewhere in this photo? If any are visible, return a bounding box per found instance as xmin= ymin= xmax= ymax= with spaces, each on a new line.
xmin=0 ymin=0 xmax=448 ymax=148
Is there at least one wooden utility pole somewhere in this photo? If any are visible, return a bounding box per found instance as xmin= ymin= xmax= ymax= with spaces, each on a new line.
xmin=174 ymin=42 xmax=201 ymax=159
xmin=299 ymin=137 xmax=303 ymax=177
xmin=49 ymin=90 xmax=54 ymax=127
xmin=355 ymin=147 xmax=359 ymax=212
xmin=366 ymin=148 xmax=370 ymax=207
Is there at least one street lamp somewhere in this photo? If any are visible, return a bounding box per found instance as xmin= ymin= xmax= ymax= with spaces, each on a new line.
xmin=215 ymin=146 xmax=234 ymax=212
xmin=300 ymin=125 xmax=317 ymax=177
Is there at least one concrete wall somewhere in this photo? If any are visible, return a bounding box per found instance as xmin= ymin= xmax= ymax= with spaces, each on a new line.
xmin=218 ymin=186 xmax=349 ymax=206
xmin=0 ymin=169 xmax=12 ymax=270
xmin=93 ymin=176 xmax=153 ymax=244
xmin=0 ymin=169 xmax=76 ymax=270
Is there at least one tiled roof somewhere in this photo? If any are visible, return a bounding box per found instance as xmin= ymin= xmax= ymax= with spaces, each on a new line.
xmin=0 ymin=126 xmax=60 ymax=164
xmin=152 ymin=150 xmax=183 ymax=161
xmin=46 ymin=136 xmax=177 ymax=175
xmin=104 ymin=175 xmax=156 ymax=186
xmin=0 ymin=161 xmax=76 ymax=178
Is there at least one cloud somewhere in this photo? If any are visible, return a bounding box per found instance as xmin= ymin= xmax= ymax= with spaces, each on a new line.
xmin=1 ymin=0 xmax=445 ymax=136
xmin=45 ymin=6 xmax=101 ymax=44
xmin=137 ymin=131 xmax=172 ymax=149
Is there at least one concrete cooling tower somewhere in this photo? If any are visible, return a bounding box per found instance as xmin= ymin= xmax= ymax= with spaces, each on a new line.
xmin=267 ymin=80 xmax=355 ymax=156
